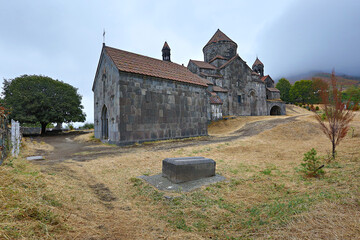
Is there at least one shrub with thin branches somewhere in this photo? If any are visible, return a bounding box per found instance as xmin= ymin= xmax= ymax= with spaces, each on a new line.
xmin=314 ymin=70 xmax=358 ymax=160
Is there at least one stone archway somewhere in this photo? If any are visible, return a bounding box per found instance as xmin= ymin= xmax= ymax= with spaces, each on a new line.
xmin=270 ymin=105 xmax=281 ymax=115
xmin=250 ymin=91 xmax=257 ymax=116
xmin=101 ymin=105 xmax=109 ymax=139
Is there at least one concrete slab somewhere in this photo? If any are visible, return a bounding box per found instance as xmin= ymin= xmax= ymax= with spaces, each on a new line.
xmin=139 ymin=174 xmax=226 ymax=192
xmin=26 ymin=156 xmax=44 ymax=161
xmin=162 ymin=157 xmax=216 ymax=183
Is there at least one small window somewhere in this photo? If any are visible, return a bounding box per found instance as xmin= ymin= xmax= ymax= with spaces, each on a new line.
xmin=102 ymin=74 xmax=106 ymax=97
xmin=238 ymin=95 xmax=242 ymax=103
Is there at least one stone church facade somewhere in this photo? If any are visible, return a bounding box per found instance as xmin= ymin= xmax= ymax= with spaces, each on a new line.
xmin=188 ymin=29 xmax=285 ymax=120
xmin=93 ymin=29 xmax=285 ymax=145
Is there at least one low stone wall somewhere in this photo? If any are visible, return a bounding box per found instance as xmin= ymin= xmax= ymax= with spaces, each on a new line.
xmin=21 ymin=127 xmax=41 ymax=135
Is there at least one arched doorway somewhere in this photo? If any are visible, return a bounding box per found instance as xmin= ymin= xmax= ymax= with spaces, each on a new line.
xmin=250 ymin=91 xmax=257 ymax=116
xmin=101 ymin=105 xmax=108 ymax=139
xmin=270 ymin=105 xmax=281 ymax=115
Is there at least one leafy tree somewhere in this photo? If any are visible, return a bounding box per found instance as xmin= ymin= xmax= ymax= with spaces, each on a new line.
xmin=275 ymin=78 xmax=292 ymax=102
xmin=314 ymin=71 xmax=358 ymax=159
xmin=342 ymin=86 xmax=360 ymax=104
xmin=312 ymin=78 xmax=329 ymax=103
xmin=289 ymin=80 xmax=315 ymax=104
xmin=3 ymin=75 xmax=86 ymax=135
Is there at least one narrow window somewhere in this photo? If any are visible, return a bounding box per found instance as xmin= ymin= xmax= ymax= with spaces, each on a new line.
xmin=238 ymin=95 xmax=241 ymax=103
xmin=102 ymin=74 xmax=106 ymax=98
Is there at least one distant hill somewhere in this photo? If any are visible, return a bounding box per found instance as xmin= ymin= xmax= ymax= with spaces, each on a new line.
xmin=284 ymin=71 xmax=360 ymax=87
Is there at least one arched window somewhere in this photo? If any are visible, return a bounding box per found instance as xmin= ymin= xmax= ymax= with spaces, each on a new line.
xmin=101 ymin=105 xmax=108 ymax=139
xmin=249 ymin=91 xmax=257 ymax=116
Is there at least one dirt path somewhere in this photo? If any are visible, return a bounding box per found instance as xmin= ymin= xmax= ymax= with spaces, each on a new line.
xmin=143 ymin=115 xmax=302 ymax=151
xmin=29 ymin=115 xmax=302 ymax=164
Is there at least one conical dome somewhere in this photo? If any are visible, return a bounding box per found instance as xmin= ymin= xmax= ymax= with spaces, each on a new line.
xmin=203 ymin=29 xmax=237 ymax=62
xmin=204 ymin=29 xmax=236 ymax=48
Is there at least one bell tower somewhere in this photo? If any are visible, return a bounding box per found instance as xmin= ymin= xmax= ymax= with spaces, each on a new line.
xmin=252 ymin=57 xmax=264 ymax=76
xmin=162 ymin=41 xmax=171 ymax=62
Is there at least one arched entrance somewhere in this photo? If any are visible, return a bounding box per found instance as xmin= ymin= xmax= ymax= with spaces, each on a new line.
xmin=101 ymin=105 xmax=108 ymax=139
xmin=250 ymin=91 xmax=257 ymax=116
xmin=270 ymin=105 xmax=281 ymax=115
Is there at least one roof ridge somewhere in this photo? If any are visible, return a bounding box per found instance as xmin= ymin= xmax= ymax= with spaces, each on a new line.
xmin=204 ymin=29 xmax=236 ymax=48
xmin=219 ymin=54 xmax=239 ymax=69
xmin=209 ymin=55 xmax=227 ymax=63
xmin=105 ymin=46 xmax=178 ymax=66
xmin=189 ymin=59 xmax=217 ymax=70
xmin=104 ymin=45 xmax=208 ymax=87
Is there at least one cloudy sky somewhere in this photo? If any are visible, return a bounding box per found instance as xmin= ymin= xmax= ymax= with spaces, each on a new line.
xmin=0 ymin=0 xmax=359 ymax=124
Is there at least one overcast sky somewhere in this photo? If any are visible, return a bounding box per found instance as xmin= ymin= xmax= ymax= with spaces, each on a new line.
xmin=1 ymin=0 xmax=359 ymax=124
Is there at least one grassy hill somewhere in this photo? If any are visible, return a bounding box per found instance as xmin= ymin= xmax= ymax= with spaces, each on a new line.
xmin=286 ymin=71 xmax=360 ymax=87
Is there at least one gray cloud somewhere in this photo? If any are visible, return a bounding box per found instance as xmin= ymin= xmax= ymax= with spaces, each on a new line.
xmin=255 ymin=0 xmax=360 ymax=78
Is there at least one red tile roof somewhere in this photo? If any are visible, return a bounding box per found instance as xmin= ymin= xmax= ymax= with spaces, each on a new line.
xmin=252 ymin=57 xmax=264 ymax=68
xmin=189 ymin=60 xmax=217 ymax=70
xmin=209 ymin=95 xmax=223 ymax=104
xmin=204 ymin=29 xmax=236 ymax=48
xmin=213 ymin=86 xmax=228 ymax=92
xmin=209 ymin=55 xmax=227 ymax=63
xmin=260 ymin=75 xmax=273 ymax=82
xmin=260 ymin=75 xmax=268 ymax=81
xmin=162 ymin=41 xmax=170 ymax=49
xmin=105 ymin=46 xmax=208 ymax=87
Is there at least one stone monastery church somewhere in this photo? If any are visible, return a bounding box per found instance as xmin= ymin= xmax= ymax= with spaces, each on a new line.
xmin=93 ymin=29 xmax=285 ymax=145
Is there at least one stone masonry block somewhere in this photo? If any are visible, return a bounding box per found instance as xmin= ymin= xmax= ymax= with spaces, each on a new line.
xmin=162 ymin=157 xmax=216 ymax=183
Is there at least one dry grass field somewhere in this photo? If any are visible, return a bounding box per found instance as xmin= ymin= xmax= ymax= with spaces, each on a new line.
xmin=1 ymin=105 xmax=359 ymax=239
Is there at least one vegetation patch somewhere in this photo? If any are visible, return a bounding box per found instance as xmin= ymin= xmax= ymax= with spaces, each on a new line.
xmin=0 ymin=157 xmax=66 ymax=239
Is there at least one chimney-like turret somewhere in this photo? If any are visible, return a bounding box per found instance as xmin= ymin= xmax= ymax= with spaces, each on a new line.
xmin=162 ymin=41 xmax=171 ymax=62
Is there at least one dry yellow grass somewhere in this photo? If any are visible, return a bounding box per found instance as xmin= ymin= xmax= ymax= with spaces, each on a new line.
xmin=73 ymin=132 xmax=100 ymax=143
xmin=21 ymin=137 xmax=54 ymax=157
xmin=2 ymin=105 xmax=360 ymax=239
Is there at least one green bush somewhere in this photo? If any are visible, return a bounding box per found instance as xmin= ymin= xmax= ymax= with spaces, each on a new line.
xmin=299 ymin=148 xmax=324 ymax=177
xmin=79 ymin=123 xmax=94 ymax=129
xmin=315 ymin=106 xmax=319 ymax=111
xmin=321 ymin=113 xmax=327 ymax=120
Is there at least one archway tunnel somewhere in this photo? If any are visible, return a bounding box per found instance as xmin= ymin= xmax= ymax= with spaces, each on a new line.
xmin=270 ymin=105 xmax=281 ymax=115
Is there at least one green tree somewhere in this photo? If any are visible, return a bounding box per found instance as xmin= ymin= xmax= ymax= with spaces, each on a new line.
xmin=342 ymin=86 xmax=360 ymax=104
xmin=275 ymin=78 xmax=292 ymax=102
xmin=3 ymin=75 xmax=86 ymax=135
xmin=289 ymin=80 xmax=315 ymax=104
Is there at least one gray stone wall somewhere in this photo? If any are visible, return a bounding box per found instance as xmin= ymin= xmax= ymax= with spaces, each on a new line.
xmin=187 ymin=61 xmax=201 ymax=75
xmin=203 ymin=41 xmax=237 ymax=62
xmin=210 ymin=58 xmax=228 ymax=68
xmin=94 ymin=51 xmax=208 ymax=145
xmin=93 ymin=50 xmax=121 ymax=141
xmin=265 ymin=78 xmax=274 ymax=88
xmin=118 ymin=73 xmax=208 ymax=145
xmin=219 ymin=57 xmax=268 ymax=116
xmin=267 ymin=101 xmax=286 ymax=115
xmin=267 ymin=90 xmax=281 ymax=100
